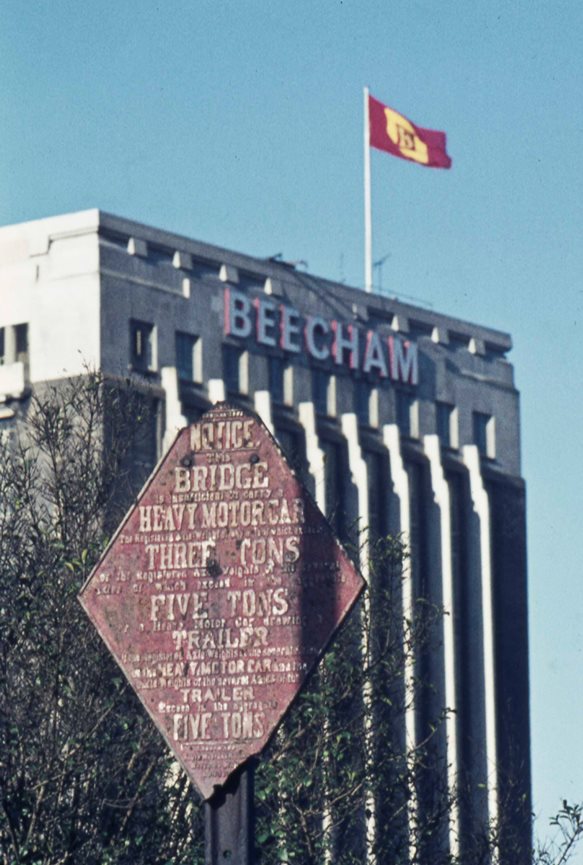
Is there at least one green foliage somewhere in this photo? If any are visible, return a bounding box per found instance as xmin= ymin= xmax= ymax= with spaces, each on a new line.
xmin=253 ymin=532 xmax=454 ymax=865
xmin=0 ymin=373 xmax=579 ymax=864
xmin=536 ymin=802 xmax=583 ymax=865
xmin=0 ymin=374 xmax=203 ymax=865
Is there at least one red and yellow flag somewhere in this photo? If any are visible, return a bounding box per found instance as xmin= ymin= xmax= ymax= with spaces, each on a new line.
xmin=368 ymin=94 xmax=451 ymax=169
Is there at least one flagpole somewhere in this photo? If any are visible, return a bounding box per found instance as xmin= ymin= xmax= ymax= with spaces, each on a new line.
xmin=363 ymin=86 xmax=373 ymax=293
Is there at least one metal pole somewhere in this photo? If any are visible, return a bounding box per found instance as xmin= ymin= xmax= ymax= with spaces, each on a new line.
xmin=204 ymin=762 xmax=255 ymax=865
xmin=364 ymin=85 xmax=373 ymax=293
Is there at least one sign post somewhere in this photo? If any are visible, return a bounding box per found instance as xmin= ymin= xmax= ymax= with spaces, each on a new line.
xmin=205 ymin=762 xmax=255 ymax=865
xmin=79 ymin=404 xmax=365 ymax=857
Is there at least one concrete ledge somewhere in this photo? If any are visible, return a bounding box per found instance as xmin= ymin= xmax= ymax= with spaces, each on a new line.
xmin=219 ymin=263 xmax=238 ymax=284
xmin=391 ymin=314 xmax=409 ymax=334
xmin=127 ymin=237 xmax=148 ymax=257
xmin=264 ymin=276 xmax=283 ymax=296
xmin=173 ymin=250 xmax=193 ymax=270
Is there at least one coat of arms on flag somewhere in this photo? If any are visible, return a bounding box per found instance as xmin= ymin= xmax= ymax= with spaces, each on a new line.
xmin=368 ymin=94 xmax=451 ymax=169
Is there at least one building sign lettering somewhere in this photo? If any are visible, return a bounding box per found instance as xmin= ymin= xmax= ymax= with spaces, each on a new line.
xmin=224 ymin=286 xmax=419 ymax=385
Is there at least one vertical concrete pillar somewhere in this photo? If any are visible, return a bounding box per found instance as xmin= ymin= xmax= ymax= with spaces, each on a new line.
xmin=340 ymin=413 xmax=370 ymax=570
xmin=463 ymin=445 xmax=499 ymax=843
xmin=296 ymin=401 xmax=330 ymax=863
xmin=340 ymin=413 xmax=374 ymax=857
xmin=208 ymin=378 xmax=227 ymax=404
xmin=424 ymin=434 xmax=460 ymax=858
xmin=297 ymin=402 xmax=326 ymax=510
xmin=160 ymin=366 xmax=187 ymax=454
xmin=382 ymin=424 xmax=417 ymax=862
xmin=253 ymin=390 xmax=274 ymax=434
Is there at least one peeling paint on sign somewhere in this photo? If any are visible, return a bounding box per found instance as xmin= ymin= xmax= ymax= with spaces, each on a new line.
xmin=79 ymin=404 xmax=365 ymax=800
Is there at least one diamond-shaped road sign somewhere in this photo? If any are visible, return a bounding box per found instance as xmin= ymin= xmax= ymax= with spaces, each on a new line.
xmin=79 ymin=404 xmax=365 ymax=800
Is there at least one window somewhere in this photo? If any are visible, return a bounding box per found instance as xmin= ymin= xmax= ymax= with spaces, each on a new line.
xmin=364 ymin=450 xmax=388 ymax=541
xmin=176 ymin=332 xmax=199 ymax=382
xmin=269 ymin=357 xmax=293 ymax=405
xmin=473 ymin=411 xmax=495 ymax=458
xmin=269 ymin=356 xmax=285 ymax=404
xmin=0 ymin=324 xmax=29 ymax=365
xmin=182 ymin=404 xmax=204 ymax=424
xmin=396 ymin=391 xmax=417 ymax=437
xmin=407 ymin=461 xmax=428 ymax=596
xmin=130 ymin=320 xmax=155 ymax=372
xmin=354 ymin=384 xmax=379 ymax=427
xmin=437 ymin=402 xmax=456 ymax=448
xmin=312 ymin=369 xmax=328 ymax=415
xmin=111 ymin=389 xmax=160 ymax=496
xmin=223 ymin=346 xmax=241 ymax=393
xmin=354 ymin=381 xmax=371 ymax=426
xmin=321 ymin=439 xmax=346 ymax=538
xmin=275 ymin=427 xmax=306 ymax=477
xmin=134 ymin=397 xmax=160 ymax=467
xmin=312 ymin=369 xmax=335 ymax=416
xmin=14 ymin=324 xmax=28 ymax=362
xmin=223 ymin=346 xmax=248 ymax=394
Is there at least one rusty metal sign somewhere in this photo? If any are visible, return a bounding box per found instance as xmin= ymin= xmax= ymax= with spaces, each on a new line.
xmin=79 ymin=404 xmax=365 ymax=800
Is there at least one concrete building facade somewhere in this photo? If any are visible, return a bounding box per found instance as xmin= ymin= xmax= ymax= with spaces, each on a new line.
xmin=0 ymin=209 xmax=530 ymax=862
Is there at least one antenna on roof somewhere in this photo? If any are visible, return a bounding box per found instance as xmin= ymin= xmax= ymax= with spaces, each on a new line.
xmin=266 ymin=254 xmax=308 ymax=271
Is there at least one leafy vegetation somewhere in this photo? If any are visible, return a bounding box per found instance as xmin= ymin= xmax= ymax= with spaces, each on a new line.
xmin=0 ymin=373 xmax=579 ymax=864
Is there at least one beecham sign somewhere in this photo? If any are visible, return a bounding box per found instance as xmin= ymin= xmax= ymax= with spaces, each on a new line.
xmin=224 ymin=286 xmax=419 ymax=385
xmin=80 ymin=405 xmax=364 ymax=800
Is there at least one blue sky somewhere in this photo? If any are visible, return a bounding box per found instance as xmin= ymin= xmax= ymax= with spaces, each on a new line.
xmin=2 ymin=0 xmax=582 ymax=854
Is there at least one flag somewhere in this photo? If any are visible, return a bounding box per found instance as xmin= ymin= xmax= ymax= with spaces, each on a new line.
xmin=368 ymin=94 xmax=451 ymax=169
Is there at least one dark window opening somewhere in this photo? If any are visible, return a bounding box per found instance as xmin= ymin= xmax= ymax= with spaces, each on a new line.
xmin=0 ymin=324 xmax=29 ymax=365
xmin=364 ymin=450 xmax=389 ymax=542
xmin=473 ymin=411 xmax=494 ymax=458
xmin=130 ymin=320 xmax=155 ymax=372
xmin=182 ymin=403 xmax=204 ymax=425
xmin=15 ymin=324 xmax=28 ymax=361
xmin=312 ymin=368 xmax=330 ymax=415
xmin=269 ymin=356 xmax=285 ymax=404
xmin=321 ymin=438 xmax=347 ymax=539
xmin=223 ymin=345 xmax=244 ymax=394
xmin=355 ymin=381 xmax=371 ymax=426
xmin=437 ymin=402 xmax=454 ymax=448
xmin=407 ymin=461 xmax=428 ymax=597
xmin=176 ymin=332 xmax=198 ymax=382
xmin=397 ymin=390 xmax=414 ymax=437
xmin=275 ymin=427 xmax=307 ymax=479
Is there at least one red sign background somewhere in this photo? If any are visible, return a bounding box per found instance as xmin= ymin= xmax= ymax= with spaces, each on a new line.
xmin=80 ymin=405 xmax=364 ymax=799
